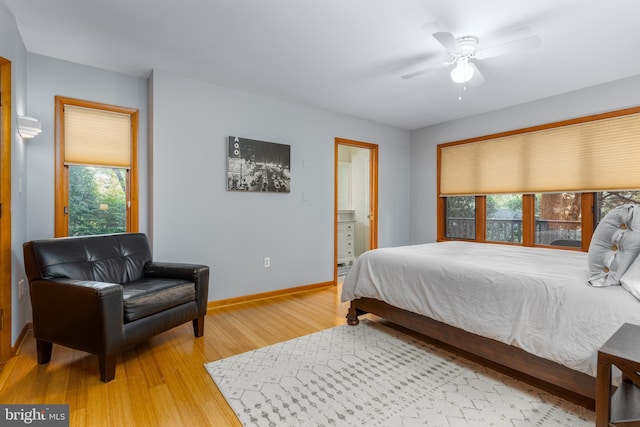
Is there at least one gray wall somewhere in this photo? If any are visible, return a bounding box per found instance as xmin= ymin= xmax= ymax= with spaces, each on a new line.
xmin=0 ymin=6 xmax=28 ymax=345
xmin=150 ymin=70 xmax=412 ymax=300
xmin=410 ymin=74 xmax=640 ymax=244
xmin=26 ymin=54 xmax=150 ymax=241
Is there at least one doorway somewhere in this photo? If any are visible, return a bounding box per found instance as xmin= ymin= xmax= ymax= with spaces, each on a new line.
xmin=334 ymin=138 xmax=378 ymax=283
xmin=0 ymin=57 xmax=12 ymax=366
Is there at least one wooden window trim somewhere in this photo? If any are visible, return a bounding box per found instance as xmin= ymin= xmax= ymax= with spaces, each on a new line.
xmin=581 ymin=193 xmax=595 ymax=251
xmin=54 ymin=96 xmax=139 ymax=237
xmin=522 ymin=194 xmax=535 ymax=247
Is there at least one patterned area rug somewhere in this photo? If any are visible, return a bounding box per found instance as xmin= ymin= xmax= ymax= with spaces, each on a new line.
xmin=205 ymin=320 xmax=594 ymax=426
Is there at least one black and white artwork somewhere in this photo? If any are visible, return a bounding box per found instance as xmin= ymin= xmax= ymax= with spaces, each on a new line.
xmin=226 ymin=136 xmax=291 ymax=193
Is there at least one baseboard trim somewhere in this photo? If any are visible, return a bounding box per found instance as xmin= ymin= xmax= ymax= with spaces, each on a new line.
xmin=12 ymin=322 xmax=31 ymax=356
xmin=207 ymin=281 xmax=336 ymax=310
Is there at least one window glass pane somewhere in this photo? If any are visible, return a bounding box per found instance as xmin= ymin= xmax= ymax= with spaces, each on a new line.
xmin=486 ymin=194 xmax=522 ymax=243
xmin=595 ymin=191 xmax=640 ymax=226
xmin=535 ymin=193 xmax=581 ymax=246
xmin=445 ymin=196 xmax=475 ymax=239
xmin=68 ymin=165 xmax=127 ymax=236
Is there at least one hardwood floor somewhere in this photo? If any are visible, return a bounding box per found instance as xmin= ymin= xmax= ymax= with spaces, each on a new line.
xmin=0 ymin=284 xmax=352 ymax=426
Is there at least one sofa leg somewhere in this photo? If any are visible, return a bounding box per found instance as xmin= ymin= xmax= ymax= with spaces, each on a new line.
xmin=99 ymin=354 xmax=117 ymax=382
xmin=36 ymin=340 xmax=53 ymax=364
xmin=193 ymin=316 xmax=205 ymax=337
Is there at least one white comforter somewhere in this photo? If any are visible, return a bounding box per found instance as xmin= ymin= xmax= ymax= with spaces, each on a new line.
xmin=341 ymin=241 xmax=640 ymax=377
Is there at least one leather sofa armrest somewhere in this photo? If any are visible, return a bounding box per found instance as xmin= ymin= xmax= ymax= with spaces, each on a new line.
xmin=29 ymin=279 xmax=124 ymax=355
xmin=144 ymin=262 xmax=210 ymax=314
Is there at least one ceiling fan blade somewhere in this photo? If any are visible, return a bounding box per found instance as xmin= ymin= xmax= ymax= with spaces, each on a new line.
xmin=433 ymin=31 xmax=459 ymax=51
xmin=400 ymin=59 xmax=454 ymax=80
xmin=400 ymin=68 xmax=432 ymax=80
xmin=475 ymin=35 xmax=541 ymax=60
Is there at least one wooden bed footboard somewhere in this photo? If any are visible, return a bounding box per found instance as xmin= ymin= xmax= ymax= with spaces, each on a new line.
xmin=347 ymin=297 xmax=596 ymax=409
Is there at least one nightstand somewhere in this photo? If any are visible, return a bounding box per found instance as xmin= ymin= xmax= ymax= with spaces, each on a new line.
xmin=597 ymin=323 xmax=640 ymax=427
xmin=337 ymin=220 xmax=355 ymax=265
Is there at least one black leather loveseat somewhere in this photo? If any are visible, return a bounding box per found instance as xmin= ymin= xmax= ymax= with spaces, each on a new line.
xmin=23 ymin=232 xmax=209 ymax=382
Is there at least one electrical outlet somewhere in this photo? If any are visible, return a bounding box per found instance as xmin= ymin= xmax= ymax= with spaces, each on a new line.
xmin=264 ymin=257 xmax=271 ymax=268
xmin=18 ymin=279 xmax=25 ymax=299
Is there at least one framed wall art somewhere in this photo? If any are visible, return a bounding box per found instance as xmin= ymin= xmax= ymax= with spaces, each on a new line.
xmin=226 ymin=136 xmax=291 ymax=193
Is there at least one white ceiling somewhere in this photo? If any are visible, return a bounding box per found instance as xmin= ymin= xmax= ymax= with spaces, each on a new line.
xmin=1 ymin=0 xmax=639 ymax=130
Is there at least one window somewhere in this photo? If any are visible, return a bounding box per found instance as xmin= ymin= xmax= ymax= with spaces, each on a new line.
xmin=535 ymin=193 xmax=581 ymax=246
xmin=486 ymin=194 xmax=522 ymax=243
xmin=595 ymin=191 xmax=640 ymax=226
xmin=55 ymin=97 xmax=138 ymax=237
xmin=440 ymin=193 xmax=591 ymax=248
xmin=437 ymin=106 xmax=640 ymax=250
xmin=67 ymin=166 xmax=128 ymax=236
xmin=439 ymin=108 xmax=640 ymax=195
xmin=445 ymin=196 xmax=475 ymax=239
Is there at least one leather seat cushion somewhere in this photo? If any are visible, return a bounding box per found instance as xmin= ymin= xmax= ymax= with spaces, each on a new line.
xmin=122 ymin=278 xmax=195 ymax=322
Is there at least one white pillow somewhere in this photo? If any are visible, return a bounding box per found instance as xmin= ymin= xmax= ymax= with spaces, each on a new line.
xmin=621 ymin=256 xmax=640 ymax=300
xmin=588 ymin=203 xmax=640 ymax=287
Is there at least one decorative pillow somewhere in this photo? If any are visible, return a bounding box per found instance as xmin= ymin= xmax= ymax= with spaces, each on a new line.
xmin=588 ymin=203 xmax=640 ymax=287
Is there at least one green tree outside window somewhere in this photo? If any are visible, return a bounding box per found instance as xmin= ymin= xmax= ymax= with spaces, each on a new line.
xmin=68 ymin=166 xmax=126 ymax=236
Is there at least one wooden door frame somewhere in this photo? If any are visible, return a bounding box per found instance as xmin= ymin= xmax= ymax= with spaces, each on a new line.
xmin=334 ymin=138 xmax=378 ymax=284
xmin=0 ymin=58 xmax=12 ymax=365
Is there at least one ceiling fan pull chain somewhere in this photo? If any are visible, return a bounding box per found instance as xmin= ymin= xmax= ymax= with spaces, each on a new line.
xmin=458 ymin=83 xmax=468 ymax=101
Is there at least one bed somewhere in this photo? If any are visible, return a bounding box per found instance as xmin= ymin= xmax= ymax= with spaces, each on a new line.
xmin=341 ymin=240 xmax=640 ymax=409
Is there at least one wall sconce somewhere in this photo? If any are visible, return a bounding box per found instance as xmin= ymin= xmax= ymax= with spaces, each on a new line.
xmin=17 ymin=116 xmax=42 ymax=139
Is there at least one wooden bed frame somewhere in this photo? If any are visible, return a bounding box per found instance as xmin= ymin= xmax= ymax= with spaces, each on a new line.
xmin=347 ymin=297 xmax=596 ymax=409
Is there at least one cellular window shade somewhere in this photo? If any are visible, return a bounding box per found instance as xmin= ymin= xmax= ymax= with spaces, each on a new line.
xmin=439 ymin=112 xmax=640 ymax=196
xmin=64 ymin=105 xmax=131 ymax=168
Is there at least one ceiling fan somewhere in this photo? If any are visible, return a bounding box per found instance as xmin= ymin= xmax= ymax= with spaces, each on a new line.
xmin=401 ymin=31 xmax=542 ymax=84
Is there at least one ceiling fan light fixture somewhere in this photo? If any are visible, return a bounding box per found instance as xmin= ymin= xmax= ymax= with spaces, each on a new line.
xmin=450 ymin=57 xmax=474 ymax=83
